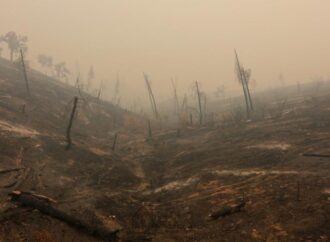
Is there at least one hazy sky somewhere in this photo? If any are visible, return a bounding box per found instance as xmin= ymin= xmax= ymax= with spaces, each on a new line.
xmin=1 ymin=0 xmax=330 ymax=104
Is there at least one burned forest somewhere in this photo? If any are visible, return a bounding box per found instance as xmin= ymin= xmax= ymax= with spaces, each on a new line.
xmin=0 ymin=2 xmax=329 ymax=242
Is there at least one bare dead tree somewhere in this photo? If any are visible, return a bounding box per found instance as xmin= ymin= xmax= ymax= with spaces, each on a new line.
xmin=20 ymin=49 xmax=30 ymax=96
xmin=235 ymin=50 xmax=251 ymax=118
xmin=242 ymin=65 xmax=254 ymax=111
xmin=195 ymin=81 xmax=203 ymax=125
xmin=113 ymin=72 xmax=121 ymax=106
xmin=143 ymin=73 xmax=159 ymax=119
xmin=171 ymin=78 xmax=180 ymax=115
xmin=66 ymin=97 xmax=78 ymax=150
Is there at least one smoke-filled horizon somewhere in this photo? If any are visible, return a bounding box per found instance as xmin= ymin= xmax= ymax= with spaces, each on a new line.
xmin=1 ymin=0 xmax=330 ymax=106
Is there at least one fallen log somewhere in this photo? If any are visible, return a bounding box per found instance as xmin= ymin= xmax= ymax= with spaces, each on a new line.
xmin=15 ymin=191 xmax=57 ymax=204
xmin=9 ymin=191 xmax=119 ymax=241
xmin=209 ymin=201 xmax=245 ymax=220
xmin=303 ymin=153 xmax=330 ymax=158
xmin=0 ymin=168 xmax=23 ymax=175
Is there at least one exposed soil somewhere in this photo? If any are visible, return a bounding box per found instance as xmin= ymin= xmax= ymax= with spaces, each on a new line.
xmin=0 ymin=57 xmax=329 ymax=242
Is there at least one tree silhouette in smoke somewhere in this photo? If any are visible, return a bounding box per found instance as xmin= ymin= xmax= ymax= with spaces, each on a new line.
xmin=0 ymin=31 xmax=28 ymax=62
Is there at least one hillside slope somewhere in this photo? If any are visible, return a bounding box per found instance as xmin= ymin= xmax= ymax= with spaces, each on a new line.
xmin=0 ymin=58 xmax=329 ymax=242
xmin=0 ymin=58 xmax=147 ymax=241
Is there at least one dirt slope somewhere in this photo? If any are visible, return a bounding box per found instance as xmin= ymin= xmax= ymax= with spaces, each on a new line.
xmin=0 ymin=58 xmax=146 ymax=241
xmin=0 ymin=58 xmax=329 ymax=242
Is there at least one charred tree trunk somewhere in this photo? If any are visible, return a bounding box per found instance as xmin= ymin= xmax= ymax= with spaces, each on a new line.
xmin=209 ymin=201 xmax=245 ymax=220
xmin=20 ymin=49 xmax=30 ymax=96
xmin=143 ymin=73 xmax=159 ymax=119
xmin=9 ymin=191 xmax=118 ymax=241
xmin=242 ymin=70 xmax=254 ymax=111
xmin=195 ymin=81 xmax=203 ymax=125
xmin=203 ymin=94 xmax=207 ymax=119
xmin=171 ymin=78 xmax=180 ymax=116
xmin=66 ymin=97 xmax=78 ymax=150
xmin=235 ymin=50 xmax=250 ymax=119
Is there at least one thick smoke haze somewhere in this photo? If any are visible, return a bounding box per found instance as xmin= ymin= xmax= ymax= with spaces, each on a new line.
xmin=1 ymin=0 xmax=330 ymax=105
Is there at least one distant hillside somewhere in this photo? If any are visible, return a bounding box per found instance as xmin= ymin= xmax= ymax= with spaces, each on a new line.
xmin=0 ymin=57 xmax=145 ymax=139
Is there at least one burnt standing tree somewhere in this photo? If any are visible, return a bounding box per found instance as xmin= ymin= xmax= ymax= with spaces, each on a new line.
xmin=195 ymin=81 xmax=203 ymax=125
xmin=171 ymin=78 xmax=180 ymax=116
xmin=143 ymin=73 xmax=159 ymax=119
xmin=235 ymin=50 xmax=253 ymax=119
xmin=113 ymin=72 xmax=121 ymax=106
xmin=20 ymin=49 xmax=30 ymax=96
xmin=66 ymin=97 xmax=78 ymax=150
xmin=242 ymin=66 xmax=253 ymax=111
